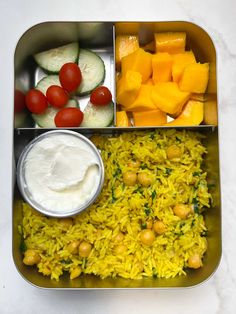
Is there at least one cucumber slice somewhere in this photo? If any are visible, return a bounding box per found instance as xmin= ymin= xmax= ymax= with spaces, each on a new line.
xmin=32 ymin=99 xmax=79 ymax=128
xmin=80 ymin=101 xmax=114 ymax=127
xmin=34 ymin=42 xmax=79 ymax=73
xmin=36 ymin=75 xmax=61 ymax=94
xmin=77 ymin=49 xmax=105 ymax=96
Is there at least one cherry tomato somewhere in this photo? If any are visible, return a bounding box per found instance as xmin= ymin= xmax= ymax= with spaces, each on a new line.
xmin=90 ymin=86 xmax=112 ymax=106
xmin=14 ymin=89 xmax=26 ymax=113
xmin=54 ymin=108 xmax=84 ymax=127
xmin=59 ymin=63 xmax=82 ymax=93
xmin=25 ymin=89 xmax=48 ymax=114
xmin=46 ymin=85 xmax=69 ymax=108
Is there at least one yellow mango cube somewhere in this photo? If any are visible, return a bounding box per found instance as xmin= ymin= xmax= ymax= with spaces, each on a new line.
xmin=126 ymin=85 xmax=156 ymax=112
xmin=179 ymin=63 xmax=209 ymax=93
xmin=133 ymin=109 xmax=167 ymax=126
xmin=154 ymin=32 xmax=186 ymax=54
xmin=151 ymin=82 xmax=190 ymax=115
xmin=152 ymin=52 xmax=173 ymax=83
xmin=121 ymin=48 xmax=152 ymax=83
xmin=165 ymin=100 xmax=204 ymax=126
xmin=116 ymin=111 xmax=130 ymax=127
xmin=116 ymin=70 xmax=142 ymax=108
xmin=146 ymin=78 xmax=154 ymax=85
xmin=172 ymin=51 xmax=196 ymax=82
xmin=145 ymin=79 xmax=154 ymax=86
xmin=115 ymin=35 xmax=139 ymax=70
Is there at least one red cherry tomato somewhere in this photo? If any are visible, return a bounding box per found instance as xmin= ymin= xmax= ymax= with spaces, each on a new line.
xmin=59 ymin=63 xmax=82 ymax=93
xmin=25 ymin=89 xmax=48 ymax=114
xmin=90 ymin=86 xmax=112 ymax=106
xmin=46 ymin=85 xmax=69 ymax=108
xmin=14 ymin=89 xmax=26 ymax=113
xmin=54 ymin=108 xmax=84 ymax=127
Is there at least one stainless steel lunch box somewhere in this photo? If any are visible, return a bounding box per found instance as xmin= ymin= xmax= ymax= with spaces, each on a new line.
xmin=13 ymin=21 xmax=221 ymax=289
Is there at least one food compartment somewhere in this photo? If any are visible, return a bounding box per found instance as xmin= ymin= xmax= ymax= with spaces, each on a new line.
xmin=13 ymin=127 xmax=221 ymax=289
xmin=114 ymin=22 xmax=218 ymax=128
xmin=14 ymin=22 xmax=115 ymax=128
xmin=13 ymin=21 xmax=221 ymax=289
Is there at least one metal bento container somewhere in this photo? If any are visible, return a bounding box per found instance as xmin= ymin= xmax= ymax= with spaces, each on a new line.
xmin=13 ymin=21 xmax=221 ymax=289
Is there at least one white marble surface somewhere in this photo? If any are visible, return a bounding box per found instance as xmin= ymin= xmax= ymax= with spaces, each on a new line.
xmin=0 ymin=0 xmax=236 ymax=313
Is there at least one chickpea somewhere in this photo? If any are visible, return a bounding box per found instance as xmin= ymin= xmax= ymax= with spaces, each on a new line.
xmin=58 ymin=218 xmax=73 ymax=229
xmin=153 ymin=220 xmax=166 ymax=235
xmin=188 ymin=254 xmax=203 ymax=269
xmin=140 ymin=229 xmax=155 ymax=246
xmin=127 ymin=160 xmax=141 ymax=168
xmin=23 ymin=249 xmax=41 ymax=266
xmin=114 ymin=232 xmax=124 ymax=242
xmin=114 ymin=244 xmax=127 ymax=255
xmin=137 ymin=261 xmax=144 ymax=272
xmin=173 ymin=204 xmax=191 ymax=219
xmin=146 ymin=220 xmax=153 ymax=229
xmin=79 ymin=241 xmax=92 ymax=258
xmin=123 ymin=171 xmax=137 ymax=186
xmin=137 ymin=173 xmax=153 ymax=187
xmin=166 ymin=145 xmax=182 ymax=160
xmin=67 ymin=240 xmax=80 ymax=254
xmin=70 ymin=266 xmax=82 ymax=280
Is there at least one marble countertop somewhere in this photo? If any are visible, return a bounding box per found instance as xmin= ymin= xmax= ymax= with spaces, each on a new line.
xmin=0 ymin=0 xmax=236 ymax=313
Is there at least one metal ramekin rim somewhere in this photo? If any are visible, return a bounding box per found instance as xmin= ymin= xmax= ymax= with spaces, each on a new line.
xmin=16 ymin=130 xmax=104 ymax=217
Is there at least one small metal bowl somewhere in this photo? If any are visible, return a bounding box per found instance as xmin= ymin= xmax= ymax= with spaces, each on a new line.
xmin=16 ymin=130 xmax=104 ymax=217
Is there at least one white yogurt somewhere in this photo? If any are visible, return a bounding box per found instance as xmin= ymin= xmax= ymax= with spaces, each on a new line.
xmin=23 ymin=133 xmax=101 ymax=214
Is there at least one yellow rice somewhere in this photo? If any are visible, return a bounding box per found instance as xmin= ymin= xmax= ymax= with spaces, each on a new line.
xmin=20 ymin=129 xmax=212 ymax=281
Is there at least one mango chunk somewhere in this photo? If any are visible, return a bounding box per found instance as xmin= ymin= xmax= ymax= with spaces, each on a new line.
xmin=152 ymin=52 xmax=173 ymax=83
xmin=115 ymin=35 xmax=139 ymax=70
xmin=116 ymin=70 xmax=142 ymax=107
xmin=133 ymin=109 xmax=167 ymax=126
xmin=154 ymin=32 xmax=186 ymax=54
xmin=121 ymin=48 xmax=152 ymax=83
xmin=146 ymin=78 xmax=154 ymax=86
xmin=116 ymin=111 xmax=130 ymax=127
xmin=165 ymin=100 xmax=204 ymax=126
xmin=179 ymin=63 xmax=209 ymax=93
xmin=126 ymin=85 xmax=156 ymax=112
xmin=151 ymin=82 xmax=190 ymax=115
xmin=172 ymin=51 xmax=196 ymax=82
xmin=204 ymin=98 xmax=218 ymax=126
